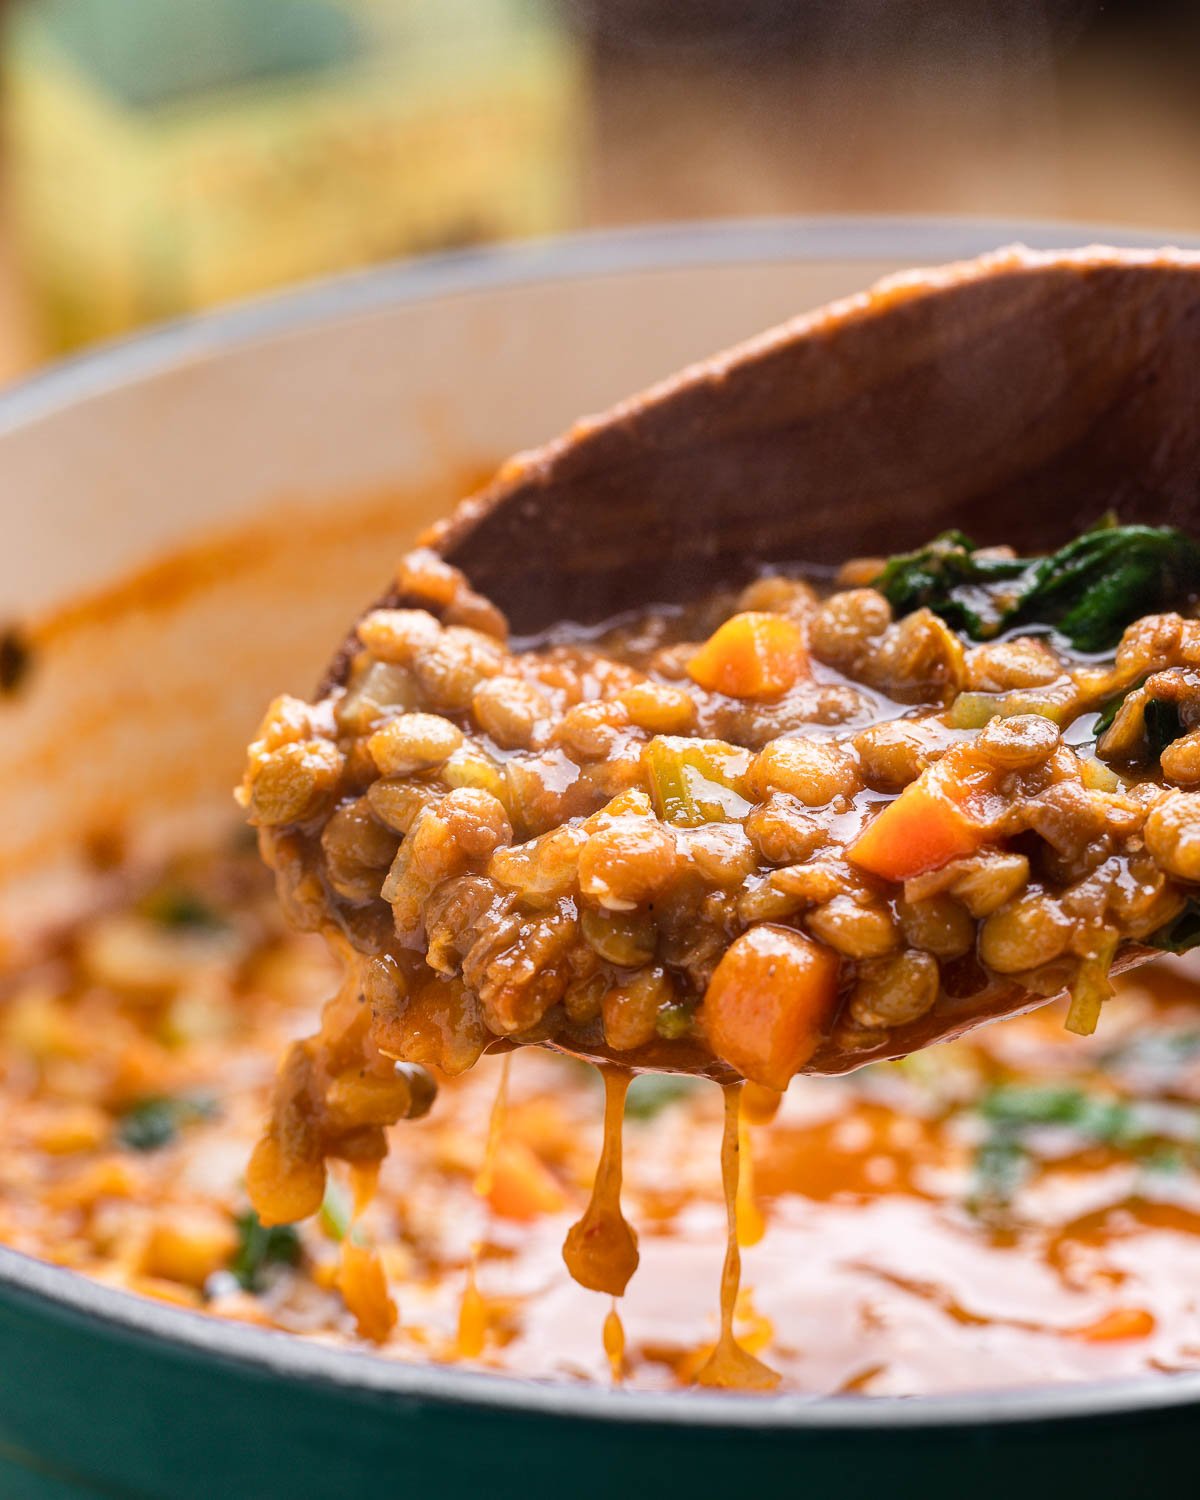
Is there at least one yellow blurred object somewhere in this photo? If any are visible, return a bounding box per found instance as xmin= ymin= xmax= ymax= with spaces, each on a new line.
xmin=4 ymin=0 xmax=586 ymax=350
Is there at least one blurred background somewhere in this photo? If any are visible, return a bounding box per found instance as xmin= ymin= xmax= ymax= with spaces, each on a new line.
xmin=0 ymin=0 xmax=1197 ymax=380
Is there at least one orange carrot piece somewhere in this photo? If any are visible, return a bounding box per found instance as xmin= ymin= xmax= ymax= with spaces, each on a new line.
xmin=687 ymin=613 xmax=808 ymax=700
xmin=336 ymin=1242 xmax=397 ymax=1344
xmin=702 ymin=925 xmax=841 ymax=1091
xmin=1072 ymin=1307 xmax=1155 ymax=1342
xmin=486 ymin=1140 xmax=569 ymax=1221
xmin=848 ymin=745 xmax=995 ymax=882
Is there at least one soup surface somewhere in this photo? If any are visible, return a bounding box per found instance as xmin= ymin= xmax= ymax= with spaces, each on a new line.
xmin=1 ymin=833 xmax=1199 ymax=1394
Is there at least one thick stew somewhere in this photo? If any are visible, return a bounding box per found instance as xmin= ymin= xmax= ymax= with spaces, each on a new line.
xmin=230 ymin=520 xmax=1200 ymax=1385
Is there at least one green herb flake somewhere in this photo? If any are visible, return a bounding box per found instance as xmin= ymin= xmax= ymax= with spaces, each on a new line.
xmin=966 ymin=1134 xmax=1027 ymax=1218
xmin=229 ymin=1210 xmax=302 ymax=1292
xmin=979 ymin=1085 xmax=1136 ymax=1146
xmin=965 ymin=1083 xmax=1156 ymax=1219
xmin=1102 ymin=1029 xmax=1200 ymax=1072
xmin=624 ymin=1073 xmax=703 ymax=1120
xmin=117 ymin=1093 xmax=219 ymax=1152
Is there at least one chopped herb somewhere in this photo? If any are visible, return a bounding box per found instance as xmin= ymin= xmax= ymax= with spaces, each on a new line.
xmin=967 ymin=1134 xmax=1027 ymax=1218
xmin=874 ymin=530 xmax=1027 ymax=638
xmin=141 ymin=886 xmax=227 ymax=931
xmin=979 ymin=1085 xmax=1137 ymax=1145
xmin=1094 ymin=672 xmax=1189 ymax=769
xmin=117 ymin=1092 xmax=219 ymax=1152
xmin=1143 ymin=697 xmax=1186 ymax=758
xmin=875 ymin=523 xmax=1200 ymax=653
xmin=1141 ymin=1145 xmax=1186 ymax=1177
xmin=229 ymin=1210 xmax=302 ymax=1292
xmin=967 ymin=1084 xmax=1152 ymax=1219
xmin=625 ymin=1073 xmax=703 ymax=1120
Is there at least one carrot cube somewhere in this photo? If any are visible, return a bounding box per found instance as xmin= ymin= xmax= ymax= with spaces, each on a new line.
xmin=486 ymin=1140 xmax=569 ymax=1221
xmin=702 ymin=925 xmax=840 ymax=1091
xmin=849 ymin=745 xmax=995 ymax=882
xmin=687 ymin=613 xmax=809 ymax=700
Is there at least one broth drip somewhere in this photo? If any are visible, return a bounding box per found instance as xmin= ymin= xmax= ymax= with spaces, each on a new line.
xmin=456 ymin=1052 xmax=512 ymax=1360
xmin=563 ymin=1067 xmax=638 ymax=1296
xmin=696 ymin=1083 xmax=780 ymax=1391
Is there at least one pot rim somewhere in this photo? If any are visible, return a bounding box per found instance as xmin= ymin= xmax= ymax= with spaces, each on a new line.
xmin=1 ymin=213 xmax=1195 ymax=437
xmin=4 ymin=213 xmax=1200 ymax=1430
xmin=6 ymin=1238 xmax=1200 ymax=1428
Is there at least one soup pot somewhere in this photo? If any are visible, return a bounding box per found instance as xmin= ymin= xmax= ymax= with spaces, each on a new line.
xmin=1 ymin=218 xmax=1199 ymax=1499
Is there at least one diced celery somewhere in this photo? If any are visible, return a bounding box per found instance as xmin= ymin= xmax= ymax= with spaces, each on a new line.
xmin=946 ymin=692 xmax=1001 ymax=730
xmin=1065 ymin=930 xmax=1118 ymax=1037
xmin=1000 ymin=685 xmax=1076 ymax=725
xmin=642 ymin=735 xmax=754 ymax=826
xmin=319 ymin=1179 xmax=352 ymax=1242
xmin=947 ymin=683 xmax=1075 ymax=731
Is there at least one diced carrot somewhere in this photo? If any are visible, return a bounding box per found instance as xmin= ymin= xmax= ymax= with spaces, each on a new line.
xmin=486 ymin=1139 xmax=569 ymax=1221
xmin=701 ymin=925 xmax=841 ymax=1091
xmin=336 ymin=1241 xmax=397 ymax=1344
xmin=1071 ymin=1307 xmax=1155 ymax=1342
xmin=848 ymin=744 xmax=996 ymax=882
xmin=140 ymin=1207 xmax=239 ymax=1289
xmin=687 ymin=613 xmax=809 ymax=700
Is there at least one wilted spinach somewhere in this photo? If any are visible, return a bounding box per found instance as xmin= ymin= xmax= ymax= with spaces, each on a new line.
xmin=875 ymin=523 xmax=1200 ymax=653
xmin=1148 ymin=899 xmax=1200 ymax=956
xmin=230 ymin=1210 xmax=302 ymax=1292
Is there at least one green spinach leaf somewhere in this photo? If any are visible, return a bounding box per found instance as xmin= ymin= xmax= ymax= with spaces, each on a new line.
xmin=875 ymin=523 xmax=1200 ymax=653
xmin=229 ymin=1210 xmax=302 ymax=1292
xmin=1148 ymin=898 xmax=1200 ymax=956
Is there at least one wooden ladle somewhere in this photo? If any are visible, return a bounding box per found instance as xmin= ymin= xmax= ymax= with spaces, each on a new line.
xmin=323 ymin=245 xmax=1200 ymax=1077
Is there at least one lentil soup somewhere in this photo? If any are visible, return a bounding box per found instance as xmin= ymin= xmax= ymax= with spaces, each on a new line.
xmin=228 ymin=520 xmax=1200 ymax=1387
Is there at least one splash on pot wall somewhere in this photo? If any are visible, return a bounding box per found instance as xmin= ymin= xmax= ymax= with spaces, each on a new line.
xmin=2 ymin=0 xmax=587 ymax=351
